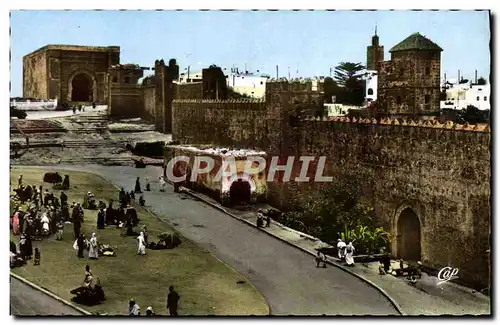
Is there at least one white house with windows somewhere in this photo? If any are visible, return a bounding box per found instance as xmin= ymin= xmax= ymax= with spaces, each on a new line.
xmin=225 ymin=69 xmax=268 ymax=98
xmin=178 ymin=71 xmax=203 ymax=84
xmin=441 ymin=81 xmax=490 ymax=111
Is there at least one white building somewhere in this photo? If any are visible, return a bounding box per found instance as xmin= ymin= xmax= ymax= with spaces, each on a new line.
xmin=441 ymin=81 xmax=490 ymax=111
xmin=225 ymin=70 xmax=268 ymax=98
xmin=178 ymin=71 xmax=202 ymax=84
xmin=363 ymin=70 xmax=378 ymax=102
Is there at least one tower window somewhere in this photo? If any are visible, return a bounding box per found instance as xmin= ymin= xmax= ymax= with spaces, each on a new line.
xmin=367 ymin=88 xmax=374 ymax=95
xmin=396 ymin=96 xmax=402 ymax=105
xmin=484 ymin=96 xmax=487 ymax=101
xmin=477 ymin=96 xmax=480 ymax=101
xmin=425 ymin=67 xmax=430 ymax=75
xmin=425 ymin=95 xmax=430 ymax=104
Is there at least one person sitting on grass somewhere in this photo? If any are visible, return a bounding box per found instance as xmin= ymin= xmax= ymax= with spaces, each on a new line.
xmin=129 ymin=299 xmax=140 ymax=316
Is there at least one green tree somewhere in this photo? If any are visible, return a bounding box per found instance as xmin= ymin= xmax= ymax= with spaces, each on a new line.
xmin=323 ymin=77 xmax=339 ymax=103
xmin=280 ymin=173 xmax=391 ymax=253
xmin=332 ymin=62 xmax=366 ymax=106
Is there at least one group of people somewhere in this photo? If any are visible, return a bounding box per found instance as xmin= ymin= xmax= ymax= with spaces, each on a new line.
xmin=337 ymin=239 xmax=355 ymax=266
xmin=128 ymin=286 xmax=180 ymax=316
xmin=11 ymin=172 xmax=182 ymax=314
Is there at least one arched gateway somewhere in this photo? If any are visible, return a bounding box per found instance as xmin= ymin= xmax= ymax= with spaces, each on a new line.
xmin=396 ymin=207 xmax=421 ymax=261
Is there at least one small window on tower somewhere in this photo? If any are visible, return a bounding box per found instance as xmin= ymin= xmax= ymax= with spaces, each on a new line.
xmin=484 ymin=96 xmax=487 ymax=101
xmin=425 ymin=67 xmax=430 ymax=75
xmin=425 ymin=95 xmax=430 ymax=104
xmin=368 ymin=88 xmax=374 ymax=95
xmin=396 ymin=96 xmax=402 ymax=105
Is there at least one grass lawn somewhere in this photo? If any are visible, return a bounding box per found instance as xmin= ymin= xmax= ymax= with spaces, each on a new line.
xmin=10 ymin=167 xmax=269 ymax=316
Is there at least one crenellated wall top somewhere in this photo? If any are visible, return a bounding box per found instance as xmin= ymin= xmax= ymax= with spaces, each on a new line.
xmin=301 ymin=115 xmax=490 ymax=133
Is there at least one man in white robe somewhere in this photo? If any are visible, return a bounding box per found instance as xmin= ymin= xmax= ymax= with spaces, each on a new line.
xmin=345 ymin=242 xmax=355 ymax=266
xmin=337 ymin=239 xmax=346 ymax=260
xmin=159 ymin=176 xmax=166 ymax=192
xmin=137 ymin=232 xmax=146 ymax=255
xmin=88 ymin=233 xmax=99 ymax=259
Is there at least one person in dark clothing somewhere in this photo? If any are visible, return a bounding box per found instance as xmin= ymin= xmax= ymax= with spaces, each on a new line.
xmin=129 ymin=191 xmax=135 ymax=200
xmin=60 ymin=191 xmax=68 ymax=207
xmin=73 ymin=212 xmax=82 ymax=239
xmin=72 ymin=106 xmax=76 ymax=114
xmin=134 ymin=177 xmax=142 ymax=193
xmin=139 ymin=195 xmax=145 ymax=206
xmin=167 ymin=286 xmax=180 ymax=316
xmin=97 ymin=209 xmax=105 ymax=229
xmin=265 ymin=214 xmax=271 ymax=227
xmin=62 ymin=175 xmax=70 ymax=190
xmin=92 ymin=102 xmax=96 ymax=109
xmin=62 ymin=204 xmax=70 ymax=222
xmin=77 ymin=234 xmax=86 ymax=258
xmin=119 ymin=188 xmax=126 ymax=203
xmin=26 ymin=234 xmax=33 ymax=260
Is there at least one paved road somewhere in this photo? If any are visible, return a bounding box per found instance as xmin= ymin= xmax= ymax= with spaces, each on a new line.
xmin=12 ymin=165 xmax=398 ymax=316
xmin=10 ymin=277 xmax=82 ymax=316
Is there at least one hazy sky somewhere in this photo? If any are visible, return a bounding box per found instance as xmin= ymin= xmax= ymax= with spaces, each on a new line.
xmin=10 ymin=10 xmax=490 ymax=96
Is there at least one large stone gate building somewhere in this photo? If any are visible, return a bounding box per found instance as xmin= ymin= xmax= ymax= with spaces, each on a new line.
xmin=23 ymin=45 xmax=120 ymax=104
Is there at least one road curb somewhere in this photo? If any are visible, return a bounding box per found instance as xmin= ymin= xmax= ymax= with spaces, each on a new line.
xmin=179 ymin=187 xmax=406 ymax=316
xmin=10 ymin=272 xmax=92 ymax=316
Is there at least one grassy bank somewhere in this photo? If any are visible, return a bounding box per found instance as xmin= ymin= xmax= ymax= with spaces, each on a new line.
xmin=10 ymin=168 xmax=269 ymax=316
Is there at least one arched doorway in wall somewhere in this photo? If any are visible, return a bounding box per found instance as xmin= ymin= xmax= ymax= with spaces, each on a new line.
xmin=71 ymin=73 xmax=93 ymax=102
xmin=397 ymin=207 xmax=421 ymax=261
xmin=229 ymin=179 xmax=252 ymax=205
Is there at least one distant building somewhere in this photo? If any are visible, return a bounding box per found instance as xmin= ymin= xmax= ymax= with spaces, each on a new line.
xmin=22 ymin=44 xmax=120 ymax=104
xmin=225 ymin=69 xmax=268 ymax=98
xmin=441 ymin=81 xmax=490 ymax=111
xmin=178 ymin=71 xmax=202 ymax=83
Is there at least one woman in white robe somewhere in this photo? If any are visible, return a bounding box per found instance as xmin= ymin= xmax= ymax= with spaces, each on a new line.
xmin=137 ymin=232 xmax=146 ymax=255
xmin=345 ymin=242 xmax=355 ymax=266
xmin=41 ymin=213 xmax=50 ymax=235
xmin=88 ymin=233 xmax=99 ymax=259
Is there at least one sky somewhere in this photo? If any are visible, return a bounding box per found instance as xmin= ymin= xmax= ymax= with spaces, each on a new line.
xmin=10 ymin=10 xmax=490 ymax=97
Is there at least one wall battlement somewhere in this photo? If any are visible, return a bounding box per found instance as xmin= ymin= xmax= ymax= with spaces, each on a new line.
xmin=173 ymin=98 xmax=266 ymax=104
xmin=301 ymin=115 xmax=490 ymax=133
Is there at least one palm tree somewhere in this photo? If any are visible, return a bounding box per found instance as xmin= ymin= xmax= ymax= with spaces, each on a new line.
xmin=333 ymin=62 xmax=366 ymax=106
xmin=333 ymin=62 xmax=365 ymax=87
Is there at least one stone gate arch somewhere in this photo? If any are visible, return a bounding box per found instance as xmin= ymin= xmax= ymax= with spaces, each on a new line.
xmin=67 ymin=69 xmax=97 ymax=103
xmin=394 ymin=203 xmax=424 ymax=262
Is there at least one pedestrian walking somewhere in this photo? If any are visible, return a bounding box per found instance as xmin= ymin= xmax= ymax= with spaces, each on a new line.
xmin=345 ymin=242 xmax=355 ymax=266
xmin=159 ymin=176 xmax=166 ymax=192
xmin=315 ymin=251 xmax=327 ymax=268
xmin=337 ymin=239 xmax=346 ymax=260
xmin=167 ymin=286 xmax=180 ymax=316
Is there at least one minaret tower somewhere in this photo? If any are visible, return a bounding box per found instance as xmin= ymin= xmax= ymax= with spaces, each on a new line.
xmin=366 ymin=25 xmax=384 ymax=71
